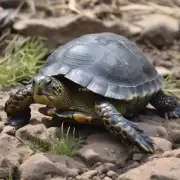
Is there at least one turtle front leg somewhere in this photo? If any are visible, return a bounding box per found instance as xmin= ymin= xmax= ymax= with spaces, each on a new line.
xmin=38 ymin=107 xmax=102 ymax=125
xmin=95 ymin=101 xmax=154 ymax=153
xmin=150 ymin=90 xmax=180 ymax=119
xmin=5 ymin=84 xmax=34 ymax=126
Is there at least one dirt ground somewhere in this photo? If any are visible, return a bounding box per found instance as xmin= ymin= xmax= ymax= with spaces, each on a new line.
xmin=0 ymin=1 xmax=180 ymax=179
xmin=0 ymin=0 xmax=179 ymax=142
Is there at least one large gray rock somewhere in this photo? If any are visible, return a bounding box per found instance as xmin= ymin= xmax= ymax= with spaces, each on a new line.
xmin=118 ymin=149 xmax=180 ymax=180
xmin=1 ymin=125 xmax=16 ymax=136
xmin=153 ymin=137 xmax=172 ymax=152
xmin=135 ymin=14 xmax=180 ymax=46
xmin=13 ymin=15 xmax=132 ymax=49
xmin=136 ymin=122 xmax=168 ymax=139
xmin=19 ymin=153 xmax=87 ymax=180
xmin=0 ymin=133 xmax=32 ymax=179
xmin=15 ymin=124 xmax=48 ymax=141
xmin=77 ymin=133 xmax=131 ymax=166
xmin=15 ymin=123 xmax=62 ymax=142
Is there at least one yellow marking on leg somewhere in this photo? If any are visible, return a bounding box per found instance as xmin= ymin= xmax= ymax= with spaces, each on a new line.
xmin=72 ymin=113 xmax=93 ymax=123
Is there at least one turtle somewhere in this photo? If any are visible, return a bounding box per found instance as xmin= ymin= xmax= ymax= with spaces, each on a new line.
xmin=4 ymin=32 xmax=180 ymax=154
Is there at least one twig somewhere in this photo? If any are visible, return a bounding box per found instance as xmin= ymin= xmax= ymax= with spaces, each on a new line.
xmin=53 ymin=0 xmax=96 ymax=19
xmin=26 ymin=0 xmax=36 ymax=15
xmin=148 ymin=2 xmax=180 ymax=18
xmin=120 ymin=3 xmax=180 ymax=18
xmin=9 ymin=0 xmax=26 ymax=20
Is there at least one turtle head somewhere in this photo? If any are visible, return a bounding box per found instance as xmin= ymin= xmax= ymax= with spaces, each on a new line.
xmin=32 ymin=75 xmax=70 ymax=107
xmin=33 ymin=75 xmax=59 ymax=96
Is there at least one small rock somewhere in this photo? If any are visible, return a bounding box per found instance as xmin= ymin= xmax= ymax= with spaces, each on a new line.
xmin=107 ymin=170 xmax=117 ymax=178
xmin=13 ymin=15 xmax=130 ymax=50
xmin=15 ymin=124 xmax=64 ymax=143
xmin=135 ymin=14 xmax=180 ymax=46
xmin=15 ymin=124 xmax=48 ymax=141
xmin=20 ymin=153 xmax=86 ymax=180
xmin=95 ymin=163 xmax=115 ymax=174
xmin=92 ymin=176 xmax=101 ymax=180
xmin=99 ymin=173 xmax=106 ymax=179
xmin=47 ymin=127 xmax=62 ymax=139
xmin=155 ymin=66 xmax=172 ymax=77
xmin=75 ymin=170 xmax=98 ymax=180
xmin=67 ymin=178 xmax=73 ymax=180
xmin=75 ymin=175 xmax=81 ymax=180
xmin=173 ymin=0 xmax=180 ymax=6
xmin=0 ymin=134 xmax=32 ymax=179
xmin=0 ymin=133 xmax=32 ymax=160
xmin=166 ymin=121 xmax=180 ymax=142
xmin=92 ymin=162 xmax=102 ymax=169
xmin=127 ymin=162 xmax=140 ymax=169
xmin=138 ymin=122 xmax=168 ymax=139
xmin=162 ymin=151 xmax=175 ymax=158
xmin=0 ymin=122 xmax=5 ymax=133
xmin=79 ymin=167 xmax=88 ymax=174
xmin=118 ymin=149 xmax=180 ymax=180
xmin=77 ymin=133 xmax=131 ymax=166
xmin=163 ymin=149 xmax=180 ymax=158
xmin=153 ymin=137 xmax=172 ymax=152
xmin=104 ymin=177 xmax=112 ymax=180
xmin=1 ymin=125 xmax=16 ymax=136
xmin=132 ymin=153 xmax=148 ymax=161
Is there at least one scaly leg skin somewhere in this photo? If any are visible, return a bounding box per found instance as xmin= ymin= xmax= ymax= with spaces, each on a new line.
xmin=5 ymin=84 xmax=34 ymax=126
xmin=95 ymin=101 xmax=154 ymax=153
xmin=150 ymin=90 xmax=180 ymax=119
xmin=38 ymin=107 xmax=102 ymax=125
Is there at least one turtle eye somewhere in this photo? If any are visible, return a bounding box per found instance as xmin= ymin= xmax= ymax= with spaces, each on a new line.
xmin=46 ymin=78 xmax=52 ymax=86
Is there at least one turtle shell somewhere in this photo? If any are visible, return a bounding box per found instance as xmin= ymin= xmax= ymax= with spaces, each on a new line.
xmin=39 ymin=33 xmax=165 ymax=100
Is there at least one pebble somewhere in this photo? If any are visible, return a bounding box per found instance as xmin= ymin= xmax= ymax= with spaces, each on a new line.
xmin=132 ymin=153 xmax=147 ymax=161
xmin=75 ymin=170 xmax=98 ymax=180
xmin=107 ymin=170 xmax=117 ymax=178
xmin=92 ymin=176 xmax=101 ymax=180
xmin=0 ymin=122 xmax=5 ymax=133
xmin=1 ymin=125 xmax=16 ymax=136
xmin=67 ymin=177 xmax=73 ymax=180
xmin=104 ymin=177 xmax=112 ymax=180
xmin=95 ymin=163 xmax=115 ymax=174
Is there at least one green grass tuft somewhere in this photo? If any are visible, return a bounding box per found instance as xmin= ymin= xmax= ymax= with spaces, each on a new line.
xmin=25 ymin=123 xmax=86 ymax=157
xmin=6 ymin=168 xmax=13 ymax=180
xmin=50 ymin=123 xmax=86 ymax=157
xmin=0 ymin=35 xmax=48 ymax=86
xmin=163 ymin=75 xmax=180 ymax=99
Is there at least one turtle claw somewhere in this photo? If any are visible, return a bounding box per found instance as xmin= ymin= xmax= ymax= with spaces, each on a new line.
xmin=127 ymin=121 xmax=154 ymax=153
xmin=163 ymin=105 xmax=180 ymax=119
xmin=96 ymin=101 xmax=154 ymax=153
xmin=6 ymin=117 xmax=30 ymax=127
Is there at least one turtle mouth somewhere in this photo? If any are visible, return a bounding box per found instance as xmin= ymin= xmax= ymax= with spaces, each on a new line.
xmin=34 ymin=92 xmax=55 ymax=106
xmin=34 ymin=87 xmax=50 ymax=96
xmin=35 ymin=91 xmax=51 ymax=97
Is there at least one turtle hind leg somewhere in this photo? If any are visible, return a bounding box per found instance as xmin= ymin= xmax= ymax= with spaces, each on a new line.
xmin=5 ymin=84 xmax=34 ymax=126
xmin=150 ymin=90 xmax=180 ymax=119
xmin=95 ymin=101 xmax=154 ymax=154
